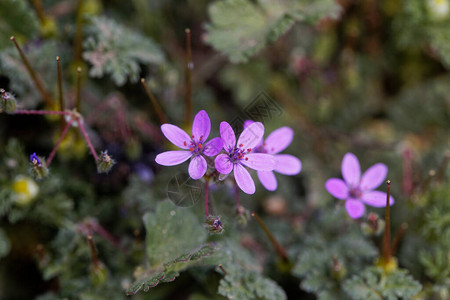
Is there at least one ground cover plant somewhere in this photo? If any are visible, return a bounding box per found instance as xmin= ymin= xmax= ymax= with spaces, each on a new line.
xmin=0 ymin=0 xmax=449 ymax=299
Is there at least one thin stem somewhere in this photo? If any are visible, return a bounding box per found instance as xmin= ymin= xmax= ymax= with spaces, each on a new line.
xmin=402 ymin=149 xmax=414 ymax=196
xmin=383 ymin=180 xmax=391 ymax=263
xmin=31 ymin=0 xmax=46 ymax=23
xmin=391 ymin=223 xmax=408 ymax=256
xmin=140 ymin=78 xmax=168 ymax=125
xmin=204 ymin=180 xmax=210 ymax=217
xmin=74 ymin=0 xmax=84 ymax=63
xmin=77 ymin=119 xmax=98 ymax=161
xmin=15 ymin=109 xmax=72 ymax=116
xmin=184 ymin=28 xmax=193 ymax=127
xmin=46 ymin=120 xmax=73 ymax=167
xmin=56 ymin=56 xmax=65 ymax=131
xmin=76 ymin=67 xmax=82 ymax=112
xmin=218 ymin=264 xmax=227 ymax=275
xmin=251 ymin=212 xmax=289 ymax=263
xmin=93 ymin=223 xmax=127 ymax=254
xmin=87 ymin=235 xmax=100 ymax=270
xmin=436 ymin=151 xmax=450 ymax=184
xmin=10 ymin=36 xmax=53 ymax=106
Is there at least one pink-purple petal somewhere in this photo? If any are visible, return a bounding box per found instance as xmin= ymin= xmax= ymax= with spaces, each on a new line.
xmin=257 ymin=171 xmax=277 ymax=191
xmin=274 ymin=154 xmax=302 ymax=175
xmin=161 ymin=124 xmax=190 ymax=149
xmin=360 ymin=163 xmax=388 ymax=191
xmin=241 ymin=153 xmax=276 ymax=171
xmin=155 ymin=151 xmax=192 ymax=166
xmin=203 ymin=137 xmax=224 ymax=156
xmin=237 ymin=122 xmax=264 ymax=150
xmin=192 ymin=110 xmax=211 ymax=141
xmin=234 ymin=164 xmax=255 ymax=194
xmin=220 ymin=122 xmax=236 ymax=153
xmin=188 ymin=155 xmax=207 ymax=180
xmin=215 ymin=153 xmax=233 ymax=174
xmin=345 ymin=200 xmax=365 ymax=219
xmin=325 ymin=178 xmax=349 ymax=200
xmin=342 ymin=152 xmax=361 ymax=187
xmin=361 ymin=191 xmax=394 ymax=207
xmin=264 ymin=127 xmax=294 ymax=154
xmin=243 ymin=120 xmax=254 ymax=129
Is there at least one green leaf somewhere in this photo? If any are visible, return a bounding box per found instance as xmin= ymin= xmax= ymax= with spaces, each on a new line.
xmin=144 ymin=200 xmax=208 ymax=266
xmin=83 ymin=16 xmax=165 ymax=86
xmin=126 ymin=201 xmax=213 ymax=295
xmin=205 ymin=0 xmax=341 ymax=63
xmin=126 ymin=244 xmax=215 ymax=295
xmin=343 ymin=267 xmax=422 ymax=300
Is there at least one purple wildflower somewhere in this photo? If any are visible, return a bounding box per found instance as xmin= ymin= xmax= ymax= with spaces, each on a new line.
xmin=325 ymin=152 xmax=394 ymax=219
xmin=251 ymin=125 xmax=302 ymax=191
xmin=155 ymin=110 xmax=223 ymax=180
xmin=30 ymin=153 xmax=42 ymax=166
xmin=214 ymin=121 xmax=276 ymax=194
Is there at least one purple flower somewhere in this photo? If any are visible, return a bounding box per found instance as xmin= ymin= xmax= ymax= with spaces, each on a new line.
xmin=30 ymin=153 xmax=41 ymax=166
xmin=155 ymin=110 xmax=223 ymax=180
xmin=252 ymin=126 xmax=302 ymax=191
xmin=325 ymin=153 xmax=394 ymax=219
xmin=214 ymin=121 xmax=276 ymax=194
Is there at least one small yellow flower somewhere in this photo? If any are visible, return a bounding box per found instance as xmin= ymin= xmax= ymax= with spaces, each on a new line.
xmin=11 ymin=175 xmax=39 ymax=206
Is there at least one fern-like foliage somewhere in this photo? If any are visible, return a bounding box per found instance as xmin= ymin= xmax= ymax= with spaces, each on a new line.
xmin=205 ymin=0 xmax=341 ymax=63
xmin=292 ymin=206 xmax=378 ymax=300
xmin=215 ymin=240 xmax=287 ymax=300
xmin=83 ymin=16 xmax=165 ymax=86
xmin=343 ymin=266 xmax=422 ymax=300
xmin=393 ymin=0 xmax=450 ymax=68
xmin=0 ymin=40 xmax=59 ymax=107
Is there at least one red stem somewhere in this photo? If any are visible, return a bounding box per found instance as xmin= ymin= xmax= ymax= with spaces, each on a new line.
xmin=77 ymin=119 xmax=98 ymax=161
xmin=383 ymin=180 xmax=391 ymax=263
xmin=15 ymin=109 xmax=72 ymax=116
xmin=46 ymin=120 xmax=73 ymax=166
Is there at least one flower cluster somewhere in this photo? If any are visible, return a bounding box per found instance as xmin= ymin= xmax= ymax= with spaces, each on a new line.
xmin=155 ymin=110 xmax=302 ymax=194
xmin=156 ymin=111 xmax=394 ymax=220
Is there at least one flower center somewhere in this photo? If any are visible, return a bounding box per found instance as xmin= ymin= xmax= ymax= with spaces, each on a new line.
xmin=252 ymin=143 xmax=267 ymax=154
xmin=349 ymin=187 xmax=362 ymax=199
xmin=229 ymin=144 xmax=252 ymax=163
xmin=184 ymin=135 xmax=204 ymax=155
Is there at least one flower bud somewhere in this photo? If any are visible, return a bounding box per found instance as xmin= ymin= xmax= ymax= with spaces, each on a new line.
xmin=90 ymin=262 xmax=108 ymax=286
xmin=96 ymin=151 xmax=115 ymax=174
xmin=1 ymin=89 xmax=17 ymax=114
xmin=205 ymin=216 xmax=224 ymax=234
xmin=361 ymin=212 xmax=385 ymax=236
xmin=29 ymin=153 xmax=49 ymax=180
xmin=330 ymin=256 xmax=347 ymax=281
xmin=236 ymin=205 xmax=251 ymax=226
